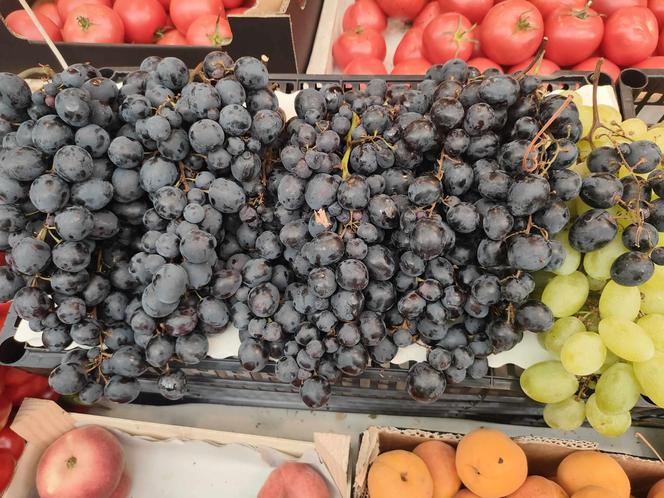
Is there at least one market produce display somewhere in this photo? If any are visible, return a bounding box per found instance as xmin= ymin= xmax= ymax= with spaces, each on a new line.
xmin=367 ymin=428 xmax=664 ymax=498
xmin=3 ymin=0 xmax=253 ymax=46
xmin=334 ymin=0 xmax=664 ymax=76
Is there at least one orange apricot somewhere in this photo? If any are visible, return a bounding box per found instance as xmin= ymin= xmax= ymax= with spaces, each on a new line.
xmin=507 ymin=476 xmax=569 ymax=498
xmin=413 ymin=441 xmax=461 ymax=498
xmin=368 ymin=450 xmax=433 ymax=498
xmin=557 ymin=451 xmax=630 ymax=498
xmin=571 ymin=485 xmax=621 ymax=498
xmin=453 ymin=491 xmax=482 ymax=498
xmin=455 ymin=428 xmax=528 ymax=498
xmin=649 ymin=479 xmax=664 ymax=498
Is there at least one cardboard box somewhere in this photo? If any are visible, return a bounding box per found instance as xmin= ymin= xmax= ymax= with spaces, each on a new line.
xmin=4 ymin=399 xmax=351 ymax=498
xmin=0 ymin=0 xmax=322 ymax=73
xmin=354 ymin=426 xmax=664 ymax=498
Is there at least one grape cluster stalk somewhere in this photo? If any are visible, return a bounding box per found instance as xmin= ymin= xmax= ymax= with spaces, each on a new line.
xmin=0 ymin=52 xmax=661 ymax=411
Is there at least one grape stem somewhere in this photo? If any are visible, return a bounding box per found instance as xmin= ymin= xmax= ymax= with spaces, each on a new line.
xmin=516 ymin=37 xmax=548 ymax=81
xmin=587 ymin=58 xmax=604 ymax=150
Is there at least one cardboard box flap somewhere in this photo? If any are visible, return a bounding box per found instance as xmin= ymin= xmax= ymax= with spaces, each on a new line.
xmin=247 ymin=0 xmax=290 ymax=15
xmin=315 ymin=433 xmax=351 ymax=498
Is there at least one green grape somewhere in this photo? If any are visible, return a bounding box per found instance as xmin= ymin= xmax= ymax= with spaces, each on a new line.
xmin=520 ymin=361 xmax=579 ymax=404
xmin=634 ymin=352 xmax=664 ymax=408
xmin=587 ymin=275 xmax=607 ymax=292
xmin=543 ymin=397 xmax=586 ymax=431
xmin=646 ymin=126 xmax=664 ymax=151
xmin=598 ymin=317 xmax=655 ymax=362
xmin=599 ymin=280 xmax=641 ymax=321
xmin=637 ymin=314 xmax=664 ymax=352
xmin=544 ymin=317 xmax=586 ymax=355
xmin=620 ymin=118 xmax=648 ymax=141
xmin=578 ymin=105 xmax=593 ymax=138
xmin=552 ymin=231 xmax=581 ymax=276
xmin=541 ymin=272 xmax=589 ymax=318
xmin=583 ymin=230 xmax=628 ymax=281
xmin=577 ymin=139 xmax=592 ymax=160
xmin=585 ymin=394 xmax=632 ymax=437
xmin=597 ymin=349 xmax=620 ymax=374
xmin=571 ymin=160 xmax=591 ymax=178
xmin=641 ymin=266 xmax=664 ymax=315
xmin=595 ymin=363 xmax=641 ymax=414
xmin=560 ymin=332 xmax=606 ymax=376
xmin=598 ymin=105 xmax=623 ymax=128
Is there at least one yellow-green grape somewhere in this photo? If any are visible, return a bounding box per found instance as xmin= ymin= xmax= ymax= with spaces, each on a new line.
xmin=552 ymin=231 xmax=581 ymax=276
xmin=541 ymin=272 xmax=588 ymax=318
xmin=560 ymin=332 xmax=606 ymax=376
xmin=646 ymin=126 xmax=664 ymax=151
xmin=577 ymin=139 xmax=592 ymax=160
xmin=578 ymin=105 xmax=593 ymax=138
xmin=543 ymin=397 xmax=586 ymax=431
xmin=585 ymin=394 xmax=632 ymax=437
xmin=532 ymin=271 xmax=553 ymax=299
xmin=620 ymin=118 xmax=648 ymax=141
xmin=598 ymin=105 xmax=623 ymax=129
xmin=520 ymin=361 xmax=579 ymax=404
xmin=595 ymin=363 xmax=641 ymax=414
xmin=571 ymin=161 xmax=592 ymax=179
xmin=597 ymin=349 xmax=620 ymax=374
xmin=658 ymin=232 xmax=664 ymax=245
xmin=599 ymin=280 xmax=641 ymax=321
xmin=609 ymin=204 xmax=636 ymax=229
xmin=587 ymin=275 xmax=607 ymax=292
xmin=544 ymin=317 xmax=586 ymax=355
xmin=640 ymin=266 xmax=664 ymax=314
xmin=637 ymin=314 xmax=664 ymax=352
xmin=634 ymin=352 xmax=664 ymax=408
xmin=598 ymin=317 xmax=655 ymax=362
xmin=583 ymin=230 xmax=628 ymax=280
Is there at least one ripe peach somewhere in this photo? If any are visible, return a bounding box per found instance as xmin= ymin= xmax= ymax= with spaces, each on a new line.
xmin=454 ymin=491 xmax=482 ymax=498
xmin=368 ymin=450 xmax=433 ymax=498
xmin=571 ymin=485 xmax=620 ymax=498
xmin=649 ymin=479 xmax=664 ymax=498
xmin=36 ymin=426 xmax=125 ymax=498
xmin=557 ymin=451 xmax=630 ymax=498
xmin=455 ymin=429 xmax=528 ymax=498
xmin=507 ymin=476 xmax=568 ymax=498
xmin=108 ymin=472 xmax=131 ymax=498
xmin=258 ymin=462 xmax=330 ymax=498
xmin=413 ymin=441 xmax=461 ymax=498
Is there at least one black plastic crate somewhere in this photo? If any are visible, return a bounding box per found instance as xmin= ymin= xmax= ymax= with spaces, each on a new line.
xmin=617 ymin=68 xmax=664 ymax=125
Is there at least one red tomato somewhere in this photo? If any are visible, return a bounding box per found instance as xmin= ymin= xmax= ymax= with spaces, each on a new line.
xmin=62 ymin=4 xmax=124 ymax=43
xmin=5 ymin=375 xmax=49 ymax=407
xmin=33 ymin=2 xmax=63 ymax=28
xmin=422 ymin=13 xmax=476 ymax=63
xmin=57 ymin=0 xmax=112 ymax=19
xmin=650 ymin=0 xmax=664 ymax=26
xmin=342 ymin=0 xmax=387 ymax=32
xmin=468 ymin=56 xmax=503 ymax=72
xmin=472 ymin=24 xmax=483 ymax=57
xmin=413 ymin=1 xmax=441 ymax=27
xmin=529 ymin=0 xmax=584 ymax=18
xmin=0 ymin=397 xmax=10 ymax=428
xmin=37 ymin=388 xmax=60 ymax=402
xmin=480 ymin=0 xmax=544 ymax=66
xmin=156 ymin=0 xmax=170 ymax=10
xmin=591 ymin=0 xmax=646 ymax=16
xmin=573 ymin=56 xmax=622 ymax=80
xmin=660 ymin=26 xmax=664 ymax=53
xmin=510 ymin=57 xmax=561 ymax=74
xmin=343 ymin=57 xmax=387 ymax=74
xmin=186 ymin=14 xmax=232 ymax=45
xmin=0 ymin=428 xmax=24 ymax=460
xmin=227 ymin=7 xmax=249 ymax=14
xmin=0 ymin=251 xmax=5 ymax=266
xmin=170 ymin=0 xmax=224 ymax=33
xmin=113 ymin=0 xmax=167 ymax=43
xmin=0 ymin=451 xmax=15 ymax=494
xmin=394 ymin=27 xmax=424 ymax=65
xmin=602 ymin=7 xmax=658 ymax=66
xmin=156 ymin=29 xmax=188 ymax=44
xmin=0 ymin=302 xmax=9 ymax=331
xmin=4 ymin=369 xmax=33 ymax=387
xmin=222 ymin=0 xmax=244 ymax=6
xmin=4 ymin=11 xmax=62 ymax=42
xmin=392 ymin=59 xmax=431 ymax=74
xmin=545 ymin=6 xmax=604 ymax=67
xmin=332 ymin=27 xmax=386 ymax=70
xmin=375 ymin=0 xmax=428 ymax=20
xmin=438 ymin=0 xmax=494 ymax=23
xmin=635 ymin=55 xmax=664 ymax=67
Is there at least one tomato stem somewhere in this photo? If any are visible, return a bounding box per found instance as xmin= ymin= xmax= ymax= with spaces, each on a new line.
xmin=76 ymin=16 xmax=93 ymax=32
xmin=515 ymin=11 xmax=535 ymax=31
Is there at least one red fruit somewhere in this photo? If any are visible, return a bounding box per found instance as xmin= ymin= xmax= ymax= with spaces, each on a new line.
xmin=0 ymin=451 xmax=16 ymax=494
xmin=394 ymin=27 xmax=425 ymax=65
xmin=156 ymin=29 xmax=188 ymax=45
xmin=545 ymin=5 xmax=604 ymax=67
xmin=472 ymin=24 xmax=483 ymax=57
xmin=634 ymin=56 xmax=664 ymax=67
xmin=108 ymin=472 xmax=131 ymax=498
xmin=480 ymin=0 xmax=544 ymax=66
xmin=592 ymin=0 xmax=647 ymax=16
xmin=34 ymin=2 xmax=63 ymax=28
xmin=332 ymin=27 xmax=386 ymax=70
xmin=186 ymin=15 xmax=232 ymax=46
xmin=438 ymin=0 xmax=494 ymax=23
xmin=113 ymin=0 xmax=167 ymax=44
xmin=0 ymin=397 xmax=10 ymax=428
xmin=0 ymin=302 xmax=11 ymax=331
xmin=37 ymin=388 xmax=60 ymax=403
xmin=392 ymin=58 xmax=431 ymax=74
xmin=423 ymin=13 xmax=477 ymax=64
xmin=222 ymin=0 xmax=244 ymax=6
xmin=62 ymin=4 xmax=125 ymax=43
xmin=651 ymin=0 xmax=664 ymax=26
xmin=36 ymin=426 xmax=125 ymax=498
xmin=413 ymin=1 xmax=441 ymax=27
xmin=375 ymin=0 xmax=428 ymax=20
xmin=170 ymin=0 xmax=224 ymax=34
xmin=602 ymin=6 xmax=658 ymax=66
xmin=0 ymin=427 xmax=25 ymax=460
xmin=227 ymin=7 xmax=249 ymax=14
xmin=5 ymin=10 xmax=62 ymax=42
xmin=468 ymin=57 xmax=503 ymax=72
xmin=529 ymin=0 xmax=585 ymax=18
xmin=4 ymin=369 xmax=35 ymax=387
xmin=343 ymin=57 xmax=388 ymax=75
xmin=57 ymin=0 xmax=112 ymax=19
xmin=510 ymin=57 xmax=561 ymax=75
xmin=5 ymin=375 xmax=49 ymax=407
xmin=343 ymin=0 xmax=387 ymax=32
xmin=258 ymin=462 xmax=331 ymax=498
